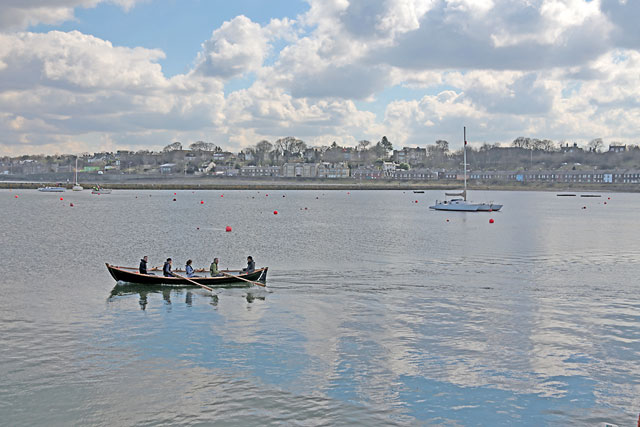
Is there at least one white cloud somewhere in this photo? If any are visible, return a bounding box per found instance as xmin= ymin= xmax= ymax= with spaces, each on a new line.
xmin=2 ymin=1 xmax=640 ymax=155
xmin=0 ymin=1 xmax=146 ymax=31
xmin=194 ymin=16 xmax=270 ymax=79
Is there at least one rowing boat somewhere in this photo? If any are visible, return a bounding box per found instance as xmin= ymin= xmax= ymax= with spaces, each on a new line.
xmin=105 ymin=263 xmax=268 ymax=286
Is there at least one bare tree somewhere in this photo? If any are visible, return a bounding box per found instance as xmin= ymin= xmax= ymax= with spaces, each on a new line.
xmin=588 ymin=138 xmax=603 ymax=152
xmin=163 ymin=141 xmax=182 ymax=152
xmin=189 ymin=141 xmax=218 ymax=151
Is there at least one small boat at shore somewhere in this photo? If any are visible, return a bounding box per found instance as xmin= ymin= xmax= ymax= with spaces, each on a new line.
xmin=106 ymin=263 xmax=268 ymax=286
xmin=38 ymin=186 xmax=66 ymax=192
xmin=91 ymin=185 xmax=111 ymax=194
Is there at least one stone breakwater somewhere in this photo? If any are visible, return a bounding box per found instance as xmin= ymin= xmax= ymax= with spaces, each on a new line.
xmin=0 ymin=177 xmax=637 ymax=192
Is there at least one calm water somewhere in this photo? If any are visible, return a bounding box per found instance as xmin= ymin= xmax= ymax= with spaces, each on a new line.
xmin=0 ymin=189 xmax=639 ymax=426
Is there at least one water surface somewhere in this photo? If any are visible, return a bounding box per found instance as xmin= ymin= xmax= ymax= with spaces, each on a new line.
xmin=0 ymin=189 xmax=638 ymax=425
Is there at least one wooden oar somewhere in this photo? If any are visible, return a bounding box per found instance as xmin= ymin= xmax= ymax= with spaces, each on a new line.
xmin=220 ymin=270 xmax=266 ymax=287
xmin=171 ymin=272 xmax=215 ymax=293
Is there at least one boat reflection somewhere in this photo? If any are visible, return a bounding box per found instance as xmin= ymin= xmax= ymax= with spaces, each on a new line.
xmin=108 ymin=282 xmax=266 ymax=310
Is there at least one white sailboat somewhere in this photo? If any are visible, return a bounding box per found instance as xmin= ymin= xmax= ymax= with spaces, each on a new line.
xmin=429 ymin=127 xmax=502 ymax=212
xmin=72 ymin=157 xmax=83 ymax=191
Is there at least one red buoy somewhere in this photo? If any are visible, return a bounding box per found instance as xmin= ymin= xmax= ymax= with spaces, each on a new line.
xmin=604 ymin=201 xmax=607 ymax=205
xmin=174 ymin=192 xmax=176 ymax=195
xmin=415 ymin=200 xmax=418 ymax=203
xmin=196 ymin=227 xmax=200 ymax=230
xmin=14 ymin=195 xmax=18 ymax=198
xmin=173 ymin=198 xmax=176 ymax=201
xmin=489 ymin=218 xmax=494 ymax=224
xmin=221 ymin=194 xmax=224 ymax=197
xmin=200 ymin=200 xmax=204 ymax=204
xmin=265 ymin=194 xmax=269 ymax=197
xmin=60 ymin=197 xmax=63 ymax=201
xmin=70 ymin=203 xmax=74 ymax=207
xmin=273 ymin=210 xmax=278 ymax=215
xmin=225 ymin=226 xmax=232 ymax=232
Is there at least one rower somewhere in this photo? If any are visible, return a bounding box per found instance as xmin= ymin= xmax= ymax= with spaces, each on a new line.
xmin=163 ymin=258 xmax=175 ymax=277
xmin=243 ymin=256 xmax=255 ymax=273
xmin=139 ymin=256 xmax=148 ymax=274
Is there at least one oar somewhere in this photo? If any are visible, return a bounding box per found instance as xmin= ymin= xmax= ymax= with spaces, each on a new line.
xmin=171 ymin=272 xmax=215 ymax=293
xmin=220 ymin=270 xmax=266 ymax=287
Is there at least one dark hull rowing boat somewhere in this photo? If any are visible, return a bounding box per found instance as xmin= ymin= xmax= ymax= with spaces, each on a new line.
xmin=106 ymin=263 xmax=268 ymax=286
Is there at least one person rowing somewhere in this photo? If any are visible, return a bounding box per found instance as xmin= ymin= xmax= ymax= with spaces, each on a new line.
xmin=139 ymin=256 xmax=148 ymax=274
xmin=242 ymin=256 xmax=255 ymax=273
xmin=163 ymin=258 xmax=175 ymax=277
xmin=210 ymin=257 xmax=223 ymax=277
xmin=185 ymin=259 xmax=199 ymax=278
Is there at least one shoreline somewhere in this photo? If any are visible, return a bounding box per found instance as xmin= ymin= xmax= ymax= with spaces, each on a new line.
xmin=0 ymin=178 xmax=637 ymax=193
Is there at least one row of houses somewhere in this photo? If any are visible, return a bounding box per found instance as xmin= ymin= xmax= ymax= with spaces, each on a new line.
xmin=205 ymin=162 xmax=640 ymax=184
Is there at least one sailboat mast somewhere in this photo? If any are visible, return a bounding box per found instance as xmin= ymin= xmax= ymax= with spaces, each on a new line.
xmin=463 ymin=126 xmax=467 ymax=201
xmin=75 ymin=156 xmax=78 ymax=185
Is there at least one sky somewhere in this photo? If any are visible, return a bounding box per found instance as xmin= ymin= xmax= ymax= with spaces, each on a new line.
xmin=1 ymin=0 xmax=639 ymax=155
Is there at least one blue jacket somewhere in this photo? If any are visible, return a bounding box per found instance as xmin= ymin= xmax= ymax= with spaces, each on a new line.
xmin=186 ymin=265 xmax=195 ymax=277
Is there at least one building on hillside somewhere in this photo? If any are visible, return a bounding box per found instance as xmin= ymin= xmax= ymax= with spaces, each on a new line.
xmin=240 ymin=166 xmax=280 ymax=177
xmin=389 ymin=168 xmax=437 ymax=180
xmin=382 ymin=162 xmax=398 ymax=177
xmin=392 ymin=147 xmax=427 ymax=165
xmin=561 ymin=143 xmax=583 ymax=153
xmin=159 ymin=163 xmax=177 ymax=174
xmin=317 ymin=162 xmax=350 ymax=178
xmin=608 ymin=144 xmax=626 ymax=153
xmin=351 ymin=167 xmax=383 ymax=179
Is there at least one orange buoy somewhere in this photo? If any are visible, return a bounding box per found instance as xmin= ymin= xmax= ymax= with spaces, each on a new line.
xmin=273 ymin=210 xmax=278 ymax=215
xmin=489 ymin=218 xmax=494 ymax=224
xmin=225 ymin=226 xmax=232 ymax=232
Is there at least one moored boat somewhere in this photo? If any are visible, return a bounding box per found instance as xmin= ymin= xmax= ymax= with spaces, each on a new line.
xmin=38 ymin=186 xmax=66 ymax=192
xmin=105 ymin=263 xmax=268 ymax=286
xmin=430 ymin=127 xmax=502 ymax=212
xmin=91 ymin=186 xmax=112 ymax=194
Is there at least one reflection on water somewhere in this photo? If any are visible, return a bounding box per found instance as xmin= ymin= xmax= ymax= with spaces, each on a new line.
xmin=0 ymin=189 xmax=639 ymax=425
xmin=108 ymin=283 xmax=267 ymax=310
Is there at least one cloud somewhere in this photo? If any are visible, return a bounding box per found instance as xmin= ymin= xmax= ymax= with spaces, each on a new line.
xmin=0 ymin=30 xmax=225 ymax=151
xmin=0 ymin=0 xmax=146 ymax=31
xmin=3 ymin=1 xmax=640 ymax=155
xmin=194 ymin=15 xmax=270 ymax=79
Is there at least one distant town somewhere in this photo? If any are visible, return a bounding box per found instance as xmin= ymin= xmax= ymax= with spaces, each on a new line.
xmin=2 ymin=136 xmax=640 ymax=186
